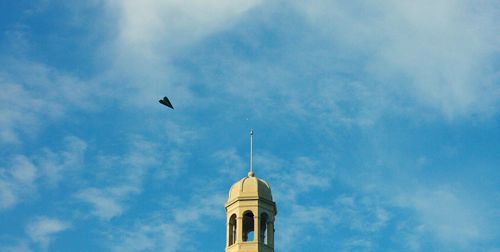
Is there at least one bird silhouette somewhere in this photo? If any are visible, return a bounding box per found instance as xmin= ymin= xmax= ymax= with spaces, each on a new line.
xmin=159 ymin=96 xmax=174 ymax=109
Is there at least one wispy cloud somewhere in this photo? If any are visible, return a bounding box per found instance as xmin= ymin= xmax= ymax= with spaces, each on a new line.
xmin=256 ymin=153 xmax=333 ymax=202
xmin=108 ymin=222 xmax=182 ymax=252
xmin=37 ymin=136 xmax=87 ymax=187
xmin=75 ymin=134 xmax=180 ymax=220
xmin=110 ymin=0 xmax=263 ymax=54
xmin=98 ymin=0 xmax=264 ymax=108
xmin=340 ymin=238 xmax=373 ymax=252
xmin=295 ymin=0 xmax=500 ymax=119
xmin=0 ymin=61 xmax=99 ymax=144
xmin=173 ymin=194 xmax=226 ymax=226
xmin=107 ymin=194 xmax=225 ymax=251
xmin=212 ymin=148 xmax=246 ymax=179
xmin=0 ymin=155 xmax=37 ymax=209
xmin=0 ymin=135 xmax=87 ymax=210
xmin=394 ymin=187 xmax=495 ymax=248
xmin=75 ymin=186 xmax=139 ymax=220
xmin=278 ymin=204 xmax=336 ymax=249
xmin=26 ymin=217 xmax=70 ymax=250
xmin=334 ymin=194 xmax=390 ymax=233
xmin=0 ymin=242 xmax=32 ymax=252
xmin=162 ymin=121 xmax=200 ymax=146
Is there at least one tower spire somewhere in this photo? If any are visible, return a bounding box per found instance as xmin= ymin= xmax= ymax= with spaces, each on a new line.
xmin=225 ymin=128 xmax=277 ymax=251
xmin=249 ymin=129 xmax=254 ymax=177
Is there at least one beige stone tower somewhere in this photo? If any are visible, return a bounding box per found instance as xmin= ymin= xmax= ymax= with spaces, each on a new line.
xmin=225 ymin=130 xmax=277 ymax=252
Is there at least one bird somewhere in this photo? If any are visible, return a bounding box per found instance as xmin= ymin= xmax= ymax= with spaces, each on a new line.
xmin=159 ymin=96 xmax=174 ymax=109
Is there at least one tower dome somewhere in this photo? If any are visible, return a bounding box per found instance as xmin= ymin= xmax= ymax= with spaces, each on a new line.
xmin=227 ymin=172 xmax=273 ymax=203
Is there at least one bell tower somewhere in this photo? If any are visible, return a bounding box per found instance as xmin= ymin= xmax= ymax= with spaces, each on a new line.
xmin=225 ymin=130 xmax=277 ymax=252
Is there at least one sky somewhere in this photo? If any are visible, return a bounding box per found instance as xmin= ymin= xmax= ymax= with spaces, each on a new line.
xmin=0 ymin=0 xmax=499 ymax=251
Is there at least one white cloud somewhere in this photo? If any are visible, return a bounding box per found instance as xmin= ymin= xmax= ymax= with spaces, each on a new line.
xmin=162 ymin=121 xmax=200 ymax=146
xmin=341 ymin=155 xmax=497 ymax=249
xmin=109 ymin=223 xmax=183 ymax=252
xmin=0 ymin=242 xmax=32 ymax=252
xmin=396 ymin=188 xmax=492 ymax=246
xmin=256 ymin=154 xmax=332 ymax=202
xmin=212 ymin=148 xmax=246 ymax=178
xmin=177 ymin=0 xmax=497 ymax=126
xmin=173 ymin=194 xmax=226 ymax=225
xmin=121 ymin=136 xmax=162 ymax=186
xmin=334 ymin=194 xmax=390 ymax=233
xmin=100 ymin=0 xmax=264 ymax=108
xmin=76 ymin=186 xmax=138 ymax=220
xmin=154 ymin=149 xmax=191 ymax=180
xmin=277 ymin=193 xmax=390 ymax=250
xmin=111 ymin=0 xmax=263 ymax=54
xmin=0 ymin=180 xmax=17 ymax=209
xmin=37 ymin=136 xmax=87 ymax=187
xmin=108 ymin=193 xmax=225 ymax=251
xmin=278 ymin=204 xmax=336 ymax=249
xmin=0 ymin=61 xmax=99 ymax=144
xmin=0 ymin=80 xmax=59 ymax=144
xmin=295 ymin=0 xmax=500 ymax=119
xmin=26 ymin=217 xmax=69 ymax=250
xmin=340 ymin=238 xmax=373 ymax=252
xmin=0 ymin=155 xmax=37 ymax=209
xmin=9 ymin=156 xmax=37 ymax=184
xmin=75 ymin=135 xmax=176 ymax=220
xmin=0 ymin=135 xmax=87 ymax=210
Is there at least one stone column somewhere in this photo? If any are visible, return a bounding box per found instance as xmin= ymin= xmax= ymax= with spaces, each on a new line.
xmin=253 ymin=215 xmax=260 ymax=242
xmin=236 ymin=216 xmax=243 ymax=243
xmin=268 ymin=221 xmax=275 ymax=248
xmin=226 ymin=217 xmax=230 ymax=247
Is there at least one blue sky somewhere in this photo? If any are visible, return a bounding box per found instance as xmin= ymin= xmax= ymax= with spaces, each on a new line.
xmin=0 ymin=1 xmax=499 ymax=251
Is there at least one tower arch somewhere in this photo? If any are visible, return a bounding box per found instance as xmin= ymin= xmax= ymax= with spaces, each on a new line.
xmin=260 ymin=212 xmax=269 ymax=244
xmin=228 ymin=214 xmax=237 ymax=246
xmin=242 ymin=210 xmax=255 ymax=242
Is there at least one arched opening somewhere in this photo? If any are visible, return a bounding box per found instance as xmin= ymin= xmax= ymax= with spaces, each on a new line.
xmin=242 ymin=211 xmax=254 ymax=242
xmin=260 ymin=213 xmax=269 ymax=244
xmin=228 ymin=214 xmax=237 ymax=246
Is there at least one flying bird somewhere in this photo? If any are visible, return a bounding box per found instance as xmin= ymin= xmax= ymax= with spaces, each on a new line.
xmin=159 ymin=96 xmax=174 ymax=109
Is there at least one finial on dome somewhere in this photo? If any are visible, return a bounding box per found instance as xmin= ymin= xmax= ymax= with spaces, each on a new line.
xmin=250 ymin=129 xmax=253 ymax=176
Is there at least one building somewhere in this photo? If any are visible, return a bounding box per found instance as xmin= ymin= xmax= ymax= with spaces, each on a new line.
xmin=224 ymin=131 xmax=277 ymax=252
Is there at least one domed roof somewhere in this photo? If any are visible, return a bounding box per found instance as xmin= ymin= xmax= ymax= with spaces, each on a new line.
xmin=227 ymin=171 xmax=273 ymax=203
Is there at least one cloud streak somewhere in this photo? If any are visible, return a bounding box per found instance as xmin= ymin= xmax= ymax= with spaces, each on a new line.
xmin=295 ymin=0 xmax=500 ymax=118
xmin=26 ymin=217 xmax=70 ymax=250
xmin=0 ymin=155 xmax=37 ymax=209
xmin=0 ymin=61 xmax=99 ymax=144
xmin=0 ymin=135 xmax=86 ymax=210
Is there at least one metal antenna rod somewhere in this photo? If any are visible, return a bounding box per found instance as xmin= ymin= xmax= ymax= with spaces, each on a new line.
xmin=250 ymin=129 xmax=253 ymax=175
